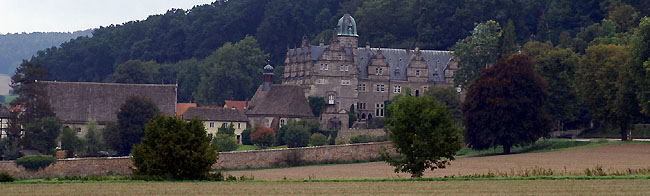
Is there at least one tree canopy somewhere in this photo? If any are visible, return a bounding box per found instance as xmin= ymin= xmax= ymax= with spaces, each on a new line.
xmin=108 ymin=96 xmax=160 ymax=156
xmin=463 ymin=54 xmax=552 ymax=154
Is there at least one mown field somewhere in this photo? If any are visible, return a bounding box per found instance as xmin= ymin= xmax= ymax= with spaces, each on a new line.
xmin=226 ymin=143 xmax=650 ymax=180
xmin=2 ymin=179 xmax=649 ymax=195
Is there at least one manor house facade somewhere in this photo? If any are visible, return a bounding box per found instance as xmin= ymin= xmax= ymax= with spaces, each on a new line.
xmin=282 ymin=14 xmax=458 ymax=129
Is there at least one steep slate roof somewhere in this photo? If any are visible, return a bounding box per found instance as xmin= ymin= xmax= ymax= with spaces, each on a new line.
xmin=247 ymin=84 xmax=313 ymax=118
xmin=0 ymin=105 xmax=10 ymax=118
xmin=182 ymin=107 xmax=248 ymax=122
xmin=176 ymin=103 xmax=197 ymax=117
xmin=289 ymin=46 xmax=452 ymax=83
xmin=224 ymin=100 xmax=249 ymax=113
xmin=42 ymin=81 xmax=177 ymax=124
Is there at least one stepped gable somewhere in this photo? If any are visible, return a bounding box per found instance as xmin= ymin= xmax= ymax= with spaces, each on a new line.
xmin=182 ymin=107 xmax=248 ymax=122
xmin=41 ymin=81 xmax=177 ymax=124
xmin=357 ymin=48 xmax=453 ymax=83
xmin=247 ymin=84 xmax=313 ymax=118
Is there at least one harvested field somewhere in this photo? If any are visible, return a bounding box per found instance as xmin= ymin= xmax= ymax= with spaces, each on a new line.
xmin=2 ymin=179 xmax=649 ymax=195
xmin=226 ymin=143 xmax=650 ymax=180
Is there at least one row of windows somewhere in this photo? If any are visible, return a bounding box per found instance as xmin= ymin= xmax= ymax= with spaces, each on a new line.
xmin=339 ymin=65 xmax=350 ymax=72
xmin=356 ymin=102 xmax=384 ymax=117
xmin=209 ymin=122 xmax=243 ymax=129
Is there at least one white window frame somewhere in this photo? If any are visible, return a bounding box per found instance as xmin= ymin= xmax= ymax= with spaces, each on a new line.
xmin=324 ymin=64 xmax=328 ymax=70
xmin=328 ymin=95 xmax=335 ymax=105
xmin=376 ymin=84 xmax=385 ymax=92
xmin=340 ymin=65 xmax=344 ymax=71
xmin=209 ymin=122 xmax=214 ymax=128
xmin=345 ymin=65 xmax=349 ymax=71
xmin=358 ymin=83 xmax=366 ymax=92
xmin=341 ymin=80 xmax=350 ymax=85
xmin=394 ymin=85 xmax=401 ymax=93
xmin=415 ymin=69 xmax=421 ymax=76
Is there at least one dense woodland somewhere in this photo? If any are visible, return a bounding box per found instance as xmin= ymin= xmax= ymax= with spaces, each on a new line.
xmin=16 ymin=0 xmax=650 ymax=129
xmin=0 ymin=30 xmax=92 ymax=74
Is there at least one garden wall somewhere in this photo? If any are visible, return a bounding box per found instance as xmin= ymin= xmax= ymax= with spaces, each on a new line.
xmin=337 ymin=128 xmax=387 ymax=142
xmin=0 ymin=142 xmax=395 ymax=179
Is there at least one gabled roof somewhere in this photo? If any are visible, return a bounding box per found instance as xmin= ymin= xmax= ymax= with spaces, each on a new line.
xmin=224 ymin=100 xmax=249 ymax=113
xmin=42 ymin=81 xmax=177 ymax=124
xmin=176 ymin=103 xmax=197 ymax=117
xmin=0 ymin=105 xmax=10 ymax=118
xmin=247 ymin=84 xmax=313 ymax=118
xmin=182 ymin=107 xmax=248 ymax=122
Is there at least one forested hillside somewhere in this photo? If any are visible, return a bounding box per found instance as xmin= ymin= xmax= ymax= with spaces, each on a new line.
xmin=27 ymin=0 xmax=650 ymax=105
xmin=0 ymin=30 xmax=92 ymax=74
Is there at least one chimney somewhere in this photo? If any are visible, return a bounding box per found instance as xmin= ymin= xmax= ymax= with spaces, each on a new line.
xmin=262 ymin=62 xmax=274 ymax=91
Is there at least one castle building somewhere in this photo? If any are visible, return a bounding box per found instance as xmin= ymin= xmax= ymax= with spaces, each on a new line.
xmin=282 ymin=14 xmax=457 ymax=130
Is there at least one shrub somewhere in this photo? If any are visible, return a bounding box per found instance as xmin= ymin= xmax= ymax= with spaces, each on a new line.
xmin=368 ymin=117 xmax=386 ymax=129
xmin=15 ymin=155 xmax=56 ymax=171
xmin=0 ymin=172 xmax=15 ymax=182
xmin=309 ymin=133 xmax=328 ymax=146
xmin=349 ymin=134 xmax=374 ymax=144
xmin=335 ymin=139 xmax=347 ymax=145
xmin=250 ymin=127 xmax=275 ymax=149
xmin=241 ymin=128 xmax=252 ymax=145
xmin=276 ymin=125 xmax=288 ymax=145
xmin=284 ymin=124 xmax=310 ymax=148
xmin=132 ymin=116 xmax=218 ymax=180
xmin=212 ymin=134 xmax=238 ymax=152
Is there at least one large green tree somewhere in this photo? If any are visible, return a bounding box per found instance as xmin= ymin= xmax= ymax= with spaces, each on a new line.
xmin=453 ymin=20 xmax=503 ymax=87
xmin=463 ymin=54 xmax=551 ymax=154
xmin=132 ymin=116 xmax=218 ymax=180
xmin=424 ymin=87 xmax=462 ymax=125
xmin=577 ymin=44 xmax=639 ymax=141
xmin=110 ymin=60 xmax=158 ymax=84
xmin=10 ymin=60 xmax=54 ymax=125
xmin=23 ymin=117 xmax=61 ymax=154
xmin=108 ymin=96 xmax=160 ymax=156
xmin=380 ymin=94 xmax=463 ymax=178
xmin=630 ymin=17 xmax=650 ymax=116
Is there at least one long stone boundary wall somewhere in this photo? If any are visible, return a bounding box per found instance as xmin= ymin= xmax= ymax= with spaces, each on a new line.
xmin=0 ymin=142 xmax=395 ymax=179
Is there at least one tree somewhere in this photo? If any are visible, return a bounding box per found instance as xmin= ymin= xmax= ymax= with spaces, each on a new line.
xmin=577 ymin=44 xmax=639 ymax=141
xmin=463 ymin=54 xmax=552 ymax=154
xmin=608 ymin=4 xmax=639 ymax=33
xmin=524 ymin=46 xmax=580 ymax=131
xmin=217 ymin=123 xmax=235 ymax=136
xmin=283 ymin=124 xmax=310 ymax=148
xmin=110 ymin=60 xmax=158 ymax=84
xmin=453 ymin=20 xmax=503 ymax=87
xmin=241 ymin=128 xmax=252 ymax=145
xmin=212 ymin=134 xmax=238 ymax=152
xmin=424 ymin=87 xmax=462 ymax=125
xmin=59 ymin=126 xmax=82 ymax=158
xmin=500 ymin=19 xmax=519 ymax=57
xmin=250 ymin=127 xmax=275 ymax=149
xmin=83 ymin=120 xmax=104 ymax=157
xmin=380 ymin=94 xmax=463 ymax=178
xmin=23 ymin=117 xmax=61 ymax=154
xmin=132 ymin=116 xmax=218 ymax=180
xmin=110 ymin=96 xmax=160 ymax=156
xmin=308 ymin=96 xmax=325 ymax=117
xmin=630 ymin=17 xmax=650 ymax=116
xmin=10 ymin=60 xmax=54 ymax=126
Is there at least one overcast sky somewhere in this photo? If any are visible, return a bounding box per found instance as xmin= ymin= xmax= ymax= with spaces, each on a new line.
xmin=0 ymin=0 xmax=215 ymax=34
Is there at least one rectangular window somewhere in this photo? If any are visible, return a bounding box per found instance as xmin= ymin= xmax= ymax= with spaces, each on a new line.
xmin=328 ymin=95 xmax=335 ymax=105
xmin=376 ymin=103 xmax=385 ymax=117
xmin=325 ymin=64 xmax=328 ymax=70
xmin=339 ymin=54 xmax=343 ymax=60
xmin=376 ymin=84 xmax=385 ymax=92
xmin=340 ymin=65 xmax=344 ymax=71
xmin=320 ymin=64 xmax=324 ymax=70
xmin=238 ymin=123 xmax=241 ymax=129
xmin=416 ymin=70 xmax=421 ymax=76
xmin=341 ymin=80 xmax=350 ymax=85
xmin=209 ymin=122 xmax=214 ymax=128
xmin=357 ymin=102 xmax=366 ymax=110
xmin=394 ymin=85 xmax=401 ymax=93
xmin=375 ymin=68 xmax=384 ymax=75
xmin=358 ymin=84 xmax=366 ymax=92
xmin=345 ymin=65 xmax=349 ymax=71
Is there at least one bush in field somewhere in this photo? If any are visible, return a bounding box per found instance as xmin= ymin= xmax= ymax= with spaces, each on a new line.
xmin=309 ymin=133 xmax=328 ymax=146
xmin=380 ymin=94 xmax=463 ymax=178
xmin=250 ymin=127 xmax=275 ymax=149
xmin=0 ymin=172 xmax=15 ymax=182
xmin=132 ymin=116 xmax=218 ymax=180
xmin=284 ymin=124 xmax=310 ymax=148
xmin=349 ymin=134 xmax=374 ymax=144
xmin=212 ymin=134 xmax=238 ymax=152
xmin=15 ymin=155 xmax=56 ymax=171
xmin=241 ymin=128 xmax=252 ymax=145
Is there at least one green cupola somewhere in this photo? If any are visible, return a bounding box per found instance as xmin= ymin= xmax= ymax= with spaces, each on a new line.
xmin=337 ymin=14 xmax=358 ymax=37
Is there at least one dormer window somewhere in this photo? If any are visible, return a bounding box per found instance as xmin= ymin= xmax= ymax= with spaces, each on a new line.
xmin=416 ymin=70 xmax=421 ymax=77
xmin=375 ymin=68 xmax=383 ymax=75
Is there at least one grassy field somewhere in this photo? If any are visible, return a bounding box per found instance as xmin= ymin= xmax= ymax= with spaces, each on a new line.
xmin=2 ymin=179 xmax=649 ymax=195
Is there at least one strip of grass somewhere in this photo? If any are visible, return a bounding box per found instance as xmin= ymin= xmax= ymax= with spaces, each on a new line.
xmin=454 ymin=138 xmax=635 ymax=157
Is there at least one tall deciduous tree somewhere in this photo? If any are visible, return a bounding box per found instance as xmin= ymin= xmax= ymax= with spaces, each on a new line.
xmin=463 ymin=54 xmax=551 ymax=154
xmin=630 ymin=17 xmax=650 ymax=116
xmin=83 ymin=120 xmax=104 ymax=157
xmin=453 ymin=20 xmax=502 ymax=87
xmin=23 ymin=117 xmax=61 ymax=154
xmin=501 ymin=19 xmax=519 ymax=57
xmin=577 ymin=44 xmax=639 ymax=141
xmin=424 ymin=87 xmax=462 ymax=125
xmin=108 ymin=96 xmax=160 ymax=156
xmin=380 ymin=94 xmax=463 ymax=178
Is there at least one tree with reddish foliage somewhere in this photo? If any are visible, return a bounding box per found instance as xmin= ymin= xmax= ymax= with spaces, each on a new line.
xmin=462 ymin=54 xmax=552 ymax=154
xmin=250 ymin=126 xmax=275 ymax=149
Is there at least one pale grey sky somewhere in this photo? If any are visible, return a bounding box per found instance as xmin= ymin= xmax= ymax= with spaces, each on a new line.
xmin=0 ymin=0 xmax=215 ymax=34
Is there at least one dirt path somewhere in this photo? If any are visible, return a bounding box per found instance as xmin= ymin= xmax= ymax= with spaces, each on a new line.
xmin=226 ymin=144 xmax=650 ymax=180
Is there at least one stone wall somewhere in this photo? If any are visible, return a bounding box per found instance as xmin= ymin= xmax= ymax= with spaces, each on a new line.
xmin=0 ymin=142 xmax=395 ymax=179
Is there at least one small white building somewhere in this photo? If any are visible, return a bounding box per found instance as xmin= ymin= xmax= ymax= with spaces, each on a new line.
xmin=182 ymin=107 xmax=249 ymax=144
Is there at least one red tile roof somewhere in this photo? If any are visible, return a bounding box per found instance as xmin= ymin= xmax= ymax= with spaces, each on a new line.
xmin=177 ymin=103 xmax=197 ymax=117
xmin=224 ymin=100 xmax=249 ymax=113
